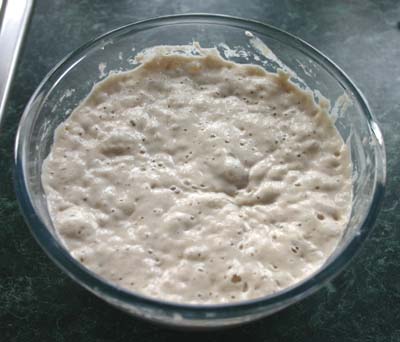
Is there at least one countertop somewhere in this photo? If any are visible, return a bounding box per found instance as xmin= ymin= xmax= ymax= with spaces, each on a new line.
xmin=1 ymin=0 xmax=399 ymax=340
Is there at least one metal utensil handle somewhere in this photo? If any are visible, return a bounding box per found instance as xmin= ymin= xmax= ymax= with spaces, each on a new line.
xmin=0 ymin=0 xmax=34 ymax=129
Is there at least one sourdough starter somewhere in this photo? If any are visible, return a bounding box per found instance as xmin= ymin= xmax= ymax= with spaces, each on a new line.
xmin=42 ymin=46 xmax=352 ymax=304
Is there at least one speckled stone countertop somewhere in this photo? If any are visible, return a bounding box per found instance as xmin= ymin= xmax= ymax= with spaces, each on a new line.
xmin=1 ymin=0 xmax=399 ymax=340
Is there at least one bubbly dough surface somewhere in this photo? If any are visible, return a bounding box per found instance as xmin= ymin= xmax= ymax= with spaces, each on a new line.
xmin=42 ymin=46 xmax=351 ymax=304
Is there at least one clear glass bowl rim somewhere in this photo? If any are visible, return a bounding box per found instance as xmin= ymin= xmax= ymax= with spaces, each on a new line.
xmin=14 ymin=13 xmax=386 ymax=318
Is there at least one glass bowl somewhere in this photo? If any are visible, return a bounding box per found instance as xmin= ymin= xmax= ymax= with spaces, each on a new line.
xmin=14 ymin=14 xmax=386 ymax=328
